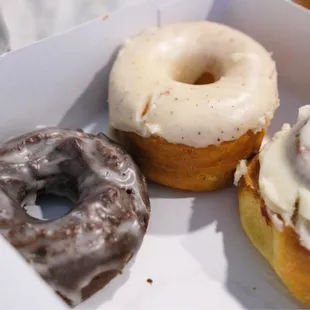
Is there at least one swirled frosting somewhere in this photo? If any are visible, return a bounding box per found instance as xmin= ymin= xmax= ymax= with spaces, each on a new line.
xmin=258 ymin=105 xmax=310 ymax=249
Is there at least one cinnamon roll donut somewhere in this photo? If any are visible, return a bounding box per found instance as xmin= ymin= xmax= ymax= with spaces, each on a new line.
xmin=108 ymin=21 xmax=279 ymax=191
xmin=235 ymin=105 xmax=310 ymax=306
xmin=0 ymin=127 xmax=150 ymax=306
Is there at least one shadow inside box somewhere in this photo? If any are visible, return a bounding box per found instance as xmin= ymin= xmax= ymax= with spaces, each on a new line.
xmin=146 ymin=182 xmax=234 ymax=235
xmin=58 ymin=48 xmax=119 ymax=131
xmin=186 ymin=190 xmax=304 ymax=309
xmin=147 ymin=183 xmax=304 ymax=309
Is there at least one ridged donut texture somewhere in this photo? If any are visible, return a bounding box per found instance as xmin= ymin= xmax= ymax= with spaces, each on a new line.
xmin=118 ymin=129 xmax=265 ymax=191
xmin=0 ymin=128 xmax=150 ymax=306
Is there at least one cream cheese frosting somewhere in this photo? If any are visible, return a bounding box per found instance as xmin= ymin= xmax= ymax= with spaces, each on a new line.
xmin=234 ymin=159 xmax=247 ymax=186
xmin=258 ymin=105 xmax=310 ymax=249
xmin=108 ymin=21 xmax=278 ymax=147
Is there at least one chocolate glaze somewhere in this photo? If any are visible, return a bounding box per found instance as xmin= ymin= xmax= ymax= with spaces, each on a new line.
xmin=0 ymin=127 xmax=150 ymax=305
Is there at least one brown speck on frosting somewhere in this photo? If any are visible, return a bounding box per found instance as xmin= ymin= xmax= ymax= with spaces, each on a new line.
xmin=146 ymin=278 xmax=153 ymax=284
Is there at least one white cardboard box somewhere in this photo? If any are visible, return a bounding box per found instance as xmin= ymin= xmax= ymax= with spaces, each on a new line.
xmin=0 ymin=0 xmax=309 ymax=309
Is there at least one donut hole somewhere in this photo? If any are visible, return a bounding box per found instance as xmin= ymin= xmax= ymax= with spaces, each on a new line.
xmin=194 ymin=72 xmax=216 ymax=85
xmin=170 ymin=53 xmax=222 ymax=85
xmin=23 ymin=182 xmax=78 ymax=221
xmin=173 ymin=67 xmax=220 ymax=85
xmin=30 ymin=194 xmax=74 ymax=221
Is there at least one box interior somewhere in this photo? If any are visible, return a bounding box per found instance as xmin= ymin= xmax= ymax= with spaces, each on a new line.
xmin=0 ymin=0 xmax=309 ymax=309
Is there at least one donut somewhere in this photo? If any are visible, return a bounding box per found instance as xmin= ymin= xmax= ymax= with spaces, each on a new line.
xmin=108 ymin=21 xmax=279 ymax=191
xmin=235 ymin=105 xmax=310 ymax=306
xmin=294 ymin=0 xmax=310 ymax=10
xmin=0 ymin=127 xmax=150 ymax=306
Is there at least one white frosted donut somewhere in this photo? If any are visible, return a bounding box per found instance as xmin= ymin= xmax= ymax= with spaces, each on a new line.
xmin=108 ymin=21 xmax=278 ymax=148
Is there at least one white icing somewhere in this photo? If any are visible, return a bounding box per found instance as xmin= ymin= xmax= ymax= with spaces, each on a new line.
xmin=297 ymin=105 xmax=310 ymax=122
xmin=259 ymin=124 xmax=297 ymax=215
xmin=108 ymin=21 xmax=278 ymax=147
xmin=295 ymin=214 xmax=310 ymax=250
xmin=266 ymin=208 xmax=284 ymax=232
xmin=271 ymin=214 xmax=284 ymax=231
xmin=22 ymin=191 xmax=37 ymax=206
xmin=259 ymin=106 xmax=310 ymax=248
xmin=233 ymin=159 xmax=247 ymax=186
xmin=300 ymin=119 xmax=310 ymax=151
xmin=36 ymin=125 xmax=47 ymax=129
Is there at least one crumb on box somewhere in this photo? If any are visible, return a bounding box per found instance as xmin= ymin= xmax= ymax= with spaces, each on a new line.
xmin=102 ymin=15 xmax=109 ymax=21
xmin=146 ymin=278 xmax=153 ymax=284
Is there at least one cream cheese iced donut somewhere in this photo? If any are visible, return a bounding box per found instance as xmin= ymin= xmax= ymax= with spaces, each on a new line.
xmin=109 ymin=21 xmax=279 ymax=191
xmin=236 ymin=105 xmax=310 ymax=306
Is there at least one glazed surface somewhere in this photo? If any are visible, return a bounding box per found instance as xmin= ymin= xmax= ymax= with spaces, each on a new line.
xmin=109 ymin=21 xmax=278 ymax=147
xmin=0 ymin=127 xmax=150 ymax=305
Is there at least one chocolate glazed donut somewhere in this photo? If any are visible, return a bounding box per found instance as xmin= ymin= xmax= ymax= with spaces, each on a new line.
xmin=0 ymin=128 xmax=150 ymax=306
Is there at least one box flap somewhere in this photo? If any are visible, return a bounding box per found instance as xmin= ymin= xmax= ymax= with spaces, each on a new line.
xmin=0 ymin=235 xmax=69 ymax=309
xmin=209 ymin=0 xmax=310 ymax=96
xmin=153 ymin=0 xmax=214 ymax=25
xmin=0 ymin=1 xmax=157 ymax=144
